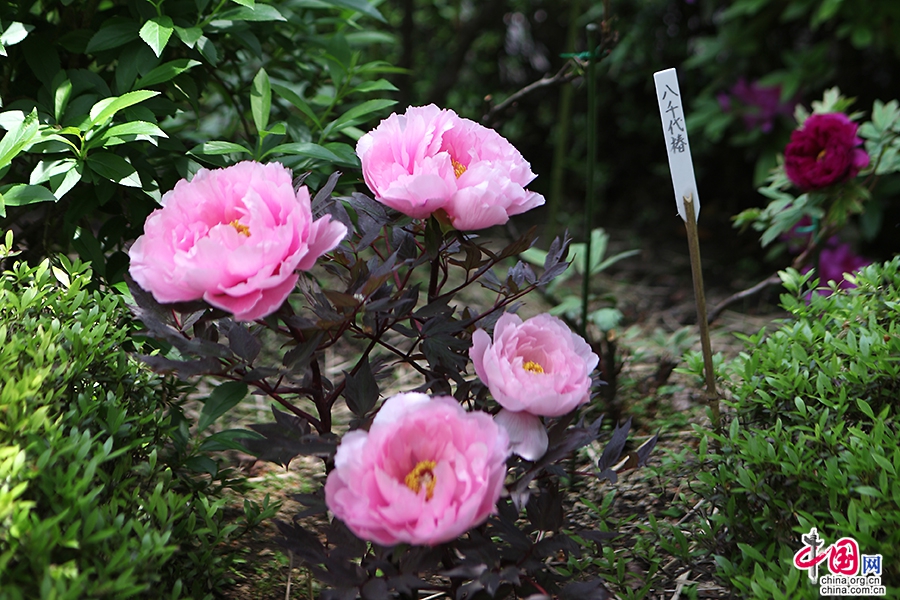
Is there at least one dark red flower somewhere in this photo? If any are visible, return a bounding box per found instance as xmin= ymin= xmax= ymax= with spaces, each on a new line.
xmin=784 ymin=113 xmax=870 ymax=190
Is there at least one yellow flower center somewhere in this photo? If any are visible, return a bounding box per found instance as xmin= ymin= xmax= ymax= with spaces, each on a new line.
xmin=523 ymin=360 xmax=544 ymax=374
xmin=230 ymin=219 xmax=251 ymax=236
xmin=404 ymin=460 xmax=437 ymax=500
xmin=816 ymin=149 xmax=828 ymax=162
xmin=452 ymin=158 xmax=467 ymax=178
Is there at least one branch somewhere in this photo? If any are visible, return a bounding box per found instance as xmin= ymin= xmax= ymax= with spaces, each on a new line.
xmin=482 ymin=61 xmax=578 ymax=127
xmin=706 ymin=273 xmax=782 ymax=324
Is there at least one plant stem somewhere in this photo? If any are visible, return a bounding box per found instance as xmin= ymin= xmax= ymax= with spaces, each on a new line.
xmin=580 ymin=23 xmax=598 ymax=337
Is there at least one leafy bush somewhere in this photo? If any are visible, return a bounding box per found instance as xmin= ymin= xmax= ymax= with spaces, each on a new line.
xmin=0 ymin=0 xmax=396 ymax=276
xmin=0 ymin=232 xmax=276 ymax=599
xmin=691 ymin=259 xmax=900 ymax=598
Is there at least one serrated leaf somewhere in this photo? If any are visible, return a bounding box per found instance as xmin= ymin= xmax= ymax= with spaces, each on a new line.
xmin=174 ymin=25 xmax=203 ymax=48
xmin=139 ymin=16 xmax=174 ymax=57
xmin=199 ymin=381 xmax=248 ymax=431
xmin=216 ymin=3 xmax=286 ymax=22
xmin=135 ymin=58 xmax=201 ymax=88
xmin=88 ymin=90 xmax=159 ymax=129
xmin=251 ymin=68 xmax=271 ymax=133
xmin=0 ymin=108 xmax=40 ymax=170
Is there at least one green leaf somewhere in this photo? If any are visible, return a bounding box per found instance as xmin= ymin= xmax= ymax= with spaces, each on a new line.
xmin=230 ymin=0 xmax=255 ymax=6
xmin=189 ymin=141 xmax=252 ymax=156
xmin=199 ymin=382 xmax=248 ymax=432
xmin=318 ymin=0 xmax=385 ymax=22
xmin=97 ymin=121 xmax=167 ymax=146
xmin=87 ymin=152 xmax=142 ymax=187
xmin=51 ymin=72 xmax=73 ymax=123
xmin=86 ymin=18 xmax=140 ymax=53
xmin=271 ymin=83 xmax=322 ymax=129
xmin=250 ymin=68 xmax=271 ymax=134
xmin=139 ymin=16 xmax=174 ymax=58
xmin=31 ymin=158 xmax=83 ymax=199
xmin=51 ymin=162 xmax=83 ymax=199
xmin=323 ymin=99 xmax=396 ymax=139
xmin=174 ymin=26 xmax=203 ymax=48
xmin=856 ymin=398 xmax=875 ymax=419
xmin=196 ymin=36 xmax=218 ymax=66
xmin=350 ymin=79 xmax=398 ymax=93
xmin=0 ymin=108 xmax=40 ymax=170
xmin=0 ymin=183 xmax=57 ymax=206
xmin=263 ymin=142 xmax=341 ymax=162
xmin=135 ymin=58 xmax=201 ymax=88
xmin=1 ymin=22 xmax=33 ymax=48
xmin=88 ymin=90 xmax=160 ymax=129
xmin=855 ymin=486 xmax=883 ymax=498
xmin=216 ymin=3 xmax=286 ymax=22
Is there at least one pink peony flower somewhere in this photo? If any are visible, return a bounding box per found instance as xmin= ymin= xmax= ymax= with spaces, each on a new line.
xmin=471 ymin=313 xmax=599 ymax=417
xmin=784 ymin=113 xmax=870 ymax=191
xmin=129 ymin=161 xmax=346 ymax=321
xmin=356 ymin=104 xmax=545 ymax=230
xmin=324 ymin=392 xmax=510 ymax=547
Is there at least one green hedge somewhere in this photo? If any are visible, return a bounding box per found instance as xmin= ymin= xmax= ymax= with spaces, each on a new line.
xmin=0 ymin=232 xmax=274 ymax=599
xmin=693 ymin=258 xmax=900 ymax=598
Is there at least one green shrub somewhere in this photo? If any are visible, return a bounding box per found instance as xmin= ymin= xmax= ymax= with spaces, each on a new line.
xmin=0 ymin=0 xmax=395 ymax=276
xmin=0 ymin=232 xmax=275 ymax=599
xmin=689 ymin=259 xmax=900 ymax=598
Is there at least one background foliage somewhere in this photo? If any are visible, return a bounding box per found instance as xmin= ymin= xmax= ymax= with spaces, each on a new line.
xmin=0 ymin=0 xmax=397 ymax=279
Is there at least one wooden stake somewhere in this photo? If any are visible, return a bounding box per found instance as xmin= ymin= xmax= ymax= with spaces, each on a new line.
xmin=682 ymin=194 xmax=720 ymax=430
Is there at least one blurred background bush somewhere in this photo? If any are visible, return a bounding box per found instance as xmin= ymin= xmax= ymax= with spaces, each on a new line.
xmin=2 ymin=0 xmax=899 ymax=277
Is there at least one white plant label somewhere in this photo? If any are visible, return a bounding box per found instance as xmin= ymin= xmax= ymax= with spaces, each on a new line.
xmin=654 ymin=68 xmax=699 ymax=222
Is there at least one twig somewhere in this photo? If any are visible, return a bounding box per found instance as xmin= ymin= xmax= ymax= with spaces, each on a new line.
xmin=707 ymin=273 xmax=781 ymax=324
xmin=482 ymin=61 xmax=578 ymax=127
xmin=670 ymin=569 xmax=692 ymax=600
xmin=285 ymin=550 xmax=293 ymax=600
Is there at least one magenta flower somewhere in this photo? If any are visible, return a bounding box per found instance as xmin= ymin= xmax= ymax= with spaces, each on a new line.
xmin=718 ymin=78 xmax=796 ymax=133
xmin=784 ymin=113 xmax=870 ymax=191
xmin=356 ymin=104 xmax=545 ymax=230
xmin=324 ymin=392 xmax=510 ymax=547
xmin=129 ymin=161 xmax=347 ymax=321
xmin=803 ymin=236 xmax=871 ymax=296
xmin=470 ymin=313 xmax=599 ymax=460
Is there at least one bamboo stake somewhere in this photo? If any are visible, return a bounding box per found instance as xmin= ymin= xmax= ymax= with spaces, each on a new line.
xmin=580 ymin=22 xmax=598 ymax=337
xmin=682 ymin=194 xmax=720 ymax=430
